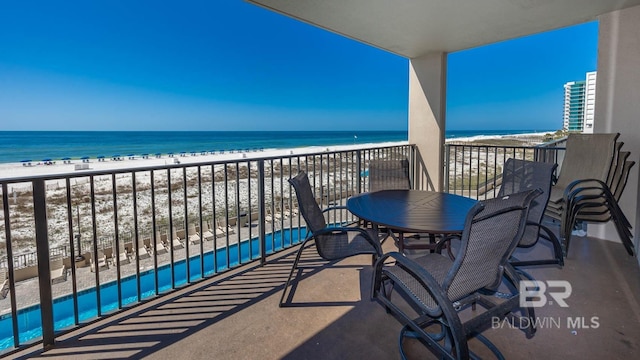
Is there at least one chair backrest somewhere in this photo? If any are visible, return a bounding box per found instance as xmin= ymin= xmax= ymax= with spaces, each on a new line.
xmin=613 ymin=160 xmax=635 ymax=200
xmin=606 ymin=141 xmax=624 ymax=185
xmin=608 ymin=150 xmax=630 ymax=197
xmin=288 ymin=172 xmax=327 ymax=234
xmin=551 ymin=133 xmax=619 ymax=202
xmin=368 ymin=158 xmax=411 ymax=192
xmin=443 ymin=189 xmax=541 ymax=302
xmin=498 ymin=158 xmax=557 ymax=246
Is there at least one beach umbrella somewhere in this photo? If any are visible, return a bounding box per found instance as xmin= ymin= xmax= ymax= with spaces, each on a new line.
xmin=81 ymin=156 xmax=89 ymax=160
xmin=42 ymin=158 xmax=52 ymax=162
xmin=20 ymin=159 xmax=32 ymax=163
xmin=62 ymin=157 xmax=71 ymax=160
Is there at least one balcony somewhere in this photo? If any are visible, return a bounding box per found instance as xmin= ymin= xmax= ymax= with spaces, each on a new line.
xmin=2 ymin=142 xmax=640 ymax=359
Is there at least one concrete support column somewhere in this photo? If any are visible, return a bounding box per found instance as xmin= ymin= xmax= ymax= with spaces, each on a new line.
xmin=592 ymin=5 xmax=640 ymax=253
xmin=409 ymin=52 xmax=447 ymax=191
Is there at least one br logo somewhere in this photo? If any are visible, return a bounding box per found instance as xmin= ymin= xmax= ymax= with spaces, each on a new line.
xmin=519 ymin=280 xmax=572 ymax=308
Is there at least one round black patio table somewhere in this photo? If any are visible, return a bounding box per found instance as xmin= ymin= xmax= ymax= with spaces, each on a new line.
xmin=346 ymin=190 xmax=478 ymax=253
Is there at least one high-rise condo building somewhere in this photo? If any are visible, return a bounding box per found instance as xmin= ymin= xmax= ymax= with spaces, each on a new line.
xmin=563 ymin=71 xmax=597 ymax=133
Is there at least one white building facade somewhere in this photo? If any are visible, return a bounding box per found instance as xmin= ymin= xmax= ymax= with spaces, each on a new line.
xmin=563 ymin=71 xmax=597 ymax=133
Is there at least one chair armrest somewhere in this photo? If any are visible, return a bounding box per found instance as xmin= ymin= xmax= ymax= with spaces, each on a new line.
xmin=321 ymin=205 xmax=348 ymax=214
xmin=563 ymin=178 xmax=609 ymax=202
xmin=434 ymin=234 xmax=461 ymax=260
xmin=373 ymin=252 xmax=454 ymax=317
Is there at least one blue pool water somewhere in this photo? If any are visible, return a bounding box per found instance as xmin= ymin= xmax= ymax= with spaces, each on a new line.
xmin=0 ymin=227 xmax=308 ymax=351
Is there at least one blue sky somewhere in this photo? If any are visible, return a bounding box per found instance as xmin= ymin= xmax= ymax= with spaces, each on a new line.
xmin=0 ymin=1 xmax=598 ymax=132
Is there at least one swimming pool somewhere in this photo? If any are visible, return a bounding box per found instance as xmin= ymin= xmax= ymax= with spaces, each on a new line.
xmin=0 ymin=226 xmax=308 ymax=351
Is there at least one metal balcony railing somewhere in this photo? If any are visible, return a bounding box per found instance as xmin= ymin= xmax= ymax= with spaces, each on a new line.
xmin=444 ymin=138 xmax=566 ymax=200
xmin=0 ymin=144 xmax=413 ymax=354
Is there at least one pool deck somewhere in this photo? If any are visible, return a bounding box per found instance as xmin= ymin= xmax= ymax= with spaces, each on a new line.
xmin=3 ymin=221 xmax=640 ymax=359
xmin=0 ymin=215 xmax=310 ymax=317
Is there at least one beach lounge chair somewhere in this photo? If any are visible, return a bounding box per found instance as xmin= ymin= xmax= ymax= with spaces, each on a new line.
xmin=153 ymin=232 xmax=169 ymax=254
xmin=0 ymin=268 xmax=8 ymax=299
xmin=155 ymin=241 xmax=168 ymax=254
xmin=145 ymin=235 xmax=167 ymax=255
xmin=497 ymin=158 xmax=564 ymax=268
xmin=201 ymin=223 xmax=221 ymax=241
xmin=371 ymin=189 xmax=541 ymax=359
xmin=265 ymin=210 xmax=275 ymax=223
xmin=283 ymin=204 xmax=298 ymax=218
xmin=124 ymin=242 xmax=134 ymax=257
xmin=170 ymin=229 xmax=185 ymax=249
xmin=175 ymin=229 xmax=186 ymax=242
xmin=280 ymin=171 xmax=382 ymax=307
xmin=137 ymin=245 xmax=151 ymax=259
xmin=188 ymin=224 xmax=201 ymax=245
xmin=118 ymin=249 xmax=131 ymax=265
xmin=172 ymin=238 xmax=184 ymax=249
xmin=90 ymin=251 xmax=108 ymax=273
xmin=49 ymin=258 xmax=67 ymax=284
xmin=103 ymin=247 xmax=114 ymax=265
xmin=216 ymin=221 xmax=235 ymax=236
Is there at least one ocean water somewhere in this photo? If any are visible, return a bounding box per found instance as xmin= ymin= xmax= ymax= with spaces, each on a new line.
xmin=0 ymin=130 xmax=548 ymax=164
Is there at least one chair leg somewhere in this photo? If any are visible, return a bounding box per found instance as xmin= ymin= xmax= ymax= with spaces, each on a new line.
xmin=279 ymin=237 xmax=314 ymax=307
xmin=542 ymin=224 xmax=565 ymax=266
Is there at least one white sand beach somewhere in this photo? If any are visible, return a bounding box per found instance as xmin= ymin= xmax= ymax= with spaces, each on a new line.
xmin=0 ymin=141 xmax=408 ymax=182
xmin=0 ymin=131 xmax=555 ymax=181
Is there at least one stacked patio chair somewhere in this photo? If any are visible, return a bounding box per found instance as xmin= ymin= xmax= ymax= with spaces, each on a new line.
xmin=544 ymin=133 xmax=635 ymax=256
xmin=280 ymin=171 xmax=382 ymax=307
xmin=371 ymin=189 xmax=541 ymax=359
xmin=498 ymin=158 xmax=564 ymax=268
xmin=560 ymin=152 xmax=635 ymax=256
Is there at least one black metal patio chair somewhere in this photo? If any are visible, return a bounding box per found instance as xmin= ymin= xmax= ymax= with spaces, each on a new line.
xmin=280 ymin=171 xmax=382 ymax=307
xmin=368 ymin=158 xmax=411 ymax=192
xmin=372 ymin=189 xmax=541 ymax=360
xmin=498 ymin=158 xmax=563 ymax=268
xmin=367 ymin=157 xmax=413 ymax=244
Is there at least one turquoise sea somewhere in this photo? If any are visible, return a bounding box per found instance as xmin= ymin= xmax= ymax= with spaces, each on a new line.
xmin=0 ymin=130 xmax=550 ymax=164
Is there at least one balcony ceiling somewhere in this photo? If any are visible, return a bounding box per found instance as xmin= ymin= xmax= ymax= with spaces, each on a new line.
xmin=247 ymin=0 xmax=640 ymax=57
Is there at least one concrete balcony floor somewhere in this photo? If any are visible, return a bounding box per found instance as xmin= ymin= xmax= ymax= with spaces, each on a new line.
xmin=7 ymin=227 xmax=640 ymax=360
